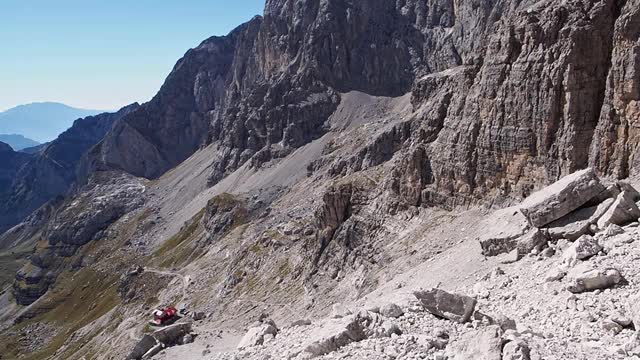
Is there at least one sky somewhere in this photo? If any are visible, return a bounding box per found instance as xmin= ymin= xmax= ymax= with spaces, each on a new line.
xmin=0 ymin=0 xmax=265 ymax=112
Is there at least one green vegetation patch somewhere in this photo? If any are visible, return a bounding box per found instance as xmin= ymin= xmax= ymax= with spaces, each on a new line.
xmin=0 ymin=268 xmax=120 ymax=359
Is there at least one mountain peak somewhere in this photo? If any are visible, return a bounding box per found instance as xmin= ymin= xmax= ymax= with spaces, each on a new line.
xmin=0 ymin=134 xmax=39 ymax=151
xmin=0 ymin=102 xmax=105 ymax=143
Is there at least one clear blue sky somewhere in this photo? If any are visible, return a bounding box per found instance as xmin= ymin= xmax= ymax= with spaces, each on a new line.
xmin=0 ymin=0 xmax=265 ymax=111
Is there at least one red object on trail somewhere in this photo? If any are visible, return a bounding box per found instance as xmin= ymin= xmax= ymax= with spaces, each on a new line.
xmin=150 ymin=307 xmax=178 ymax=326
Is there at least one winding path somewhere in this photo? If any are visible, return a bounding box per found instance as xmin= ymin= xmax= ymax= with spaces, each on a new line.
xmin=144 ymin=267 xmax=190 ymax=303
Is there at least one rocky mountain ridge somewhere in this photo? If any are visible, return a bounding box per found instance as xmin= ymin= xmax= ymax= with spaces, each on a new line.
xmin=0 ymin=102 xmax=103 ymax=143
xmin=73 ymin=0 xmax=640 ymax=212
xmin=0 ymin=134 xmax=39 ymax=151
xmin=0 ymin=0 xmax=639 ymax=359
xmin=0 ymin=103 xmax=139 ymax=235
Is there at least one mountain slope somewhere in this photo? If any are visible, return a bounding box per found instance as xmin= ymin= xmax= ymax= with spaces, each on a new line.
xmin=1 ymin=0 xmax=640 ymax=359
xmin=0 ymin=104 xmax=139 ymax=234
xmin=0 ymin=102 xmax=103 ymax=143
xmin=0 ymin=134 xmax=39 ymax=151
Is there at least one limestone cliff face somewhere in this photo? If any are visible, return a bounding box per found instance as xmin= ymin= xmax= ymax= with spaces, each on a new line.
xmin=590 ymin=0 xmax=640 ymax=178
xmin=0 ymin=104 xmax=138 ymax=234
xmin=401 ymin=0 xmax=625 ymax=208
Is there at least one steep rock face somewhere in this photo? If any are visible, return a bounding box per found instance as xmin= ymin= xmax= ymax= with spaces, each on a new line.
xmin=383 ymin=0 xmax=627 ymax=209
xmin=590 ymin=0 xmax=640 ymax=178
xmin=83 ymin=20 xmax=262 ymax=181
xmin=85 ymin=0 xmax=498 ymax=188
xmin=0 ymin=141 xmax=32 ymax=195
xmin=0 ymin=104 xmax=138 ymax=234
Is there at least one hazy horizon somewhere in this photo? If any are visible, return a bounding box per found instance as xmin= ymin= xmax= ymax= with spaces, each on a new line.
xmin=0 ymin=0 xmax=265 ymax=112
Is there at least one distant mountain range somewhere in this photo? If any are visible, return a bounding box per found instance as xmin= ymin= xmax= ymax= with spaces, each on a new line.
xmin=0 ymin=134 xmax=40 ymax=151
xmin=0 ymin=102 xmax=104 ymax=143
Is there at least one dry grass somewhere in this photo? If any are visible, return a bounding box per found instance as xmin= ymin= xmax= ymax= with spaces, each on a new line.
xmin=150 ymin=209 xmax=206 ymax=269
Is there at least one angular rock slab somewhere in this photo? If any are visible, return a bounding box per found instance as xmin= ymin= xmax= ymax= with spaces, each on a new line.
xmin=544 ymin=198 xmax=613 ymax=241
xmin=516 ymin=229 xmax=549 ymax=259
xmin=414 ymin=288 xmax=477 ymax=323
xmin=303 ymin=312 xmax=374 ymax=357
xmin=152 ymin=322 xmax=192 ymax=346
xmin=567 ymin=266 xmax=622 ymax=293
xmin=519 ymin=168 xmax=605 ymax=227
xmin=597 ymin=191 xmax=640 ymax=229
xmin=128 ymin=334 xmax=158 ymax=360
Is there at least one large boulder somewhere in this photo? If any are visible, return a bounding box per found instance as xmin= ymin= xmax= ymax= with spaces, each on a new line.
xmin=127 ymin=335 xmax=158 ymax=360
xmin=237 ymin=323 xmax=278 ymax=349
xmin=152 ymin=322 xmax=192 ymax=346
xmin=445 ymin=325 xmax=502 ymax=360
xmin=562 ymin=235 xmax=602 ymax=266
xmin=519 ymin=168 xmax=605 ymax=228
xmin=596 ymin=191 xmax=640 ymax=229
xmin=303 ymin=312 xmax=375 ymax=357
xmin=566 ymin=265 xmax=622 ymax=293
xmin=414 ymin=288 xmax=477 ymax=323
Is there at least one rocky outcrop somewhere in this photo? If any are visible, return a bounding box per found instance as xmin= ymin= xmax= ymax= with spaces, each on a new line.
xmin=481 ymin=169 xmax=640 ymax=258
xmin=0 ymin=104 xmax=138 ymax=234
xmin=311 ymin=177 xmax=378 ymax=277
xmin=386 ymin=0 xmax=633 ymax=208
xmin=12 ymin=172 xmax=145 ymax=305
xmin=202 ymin=193 xmax=248 ymax=244
xmin=12 ymin=263 xmax=54 ymax=305
xmin=43 ymin=172 xmax=145 ymax=248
